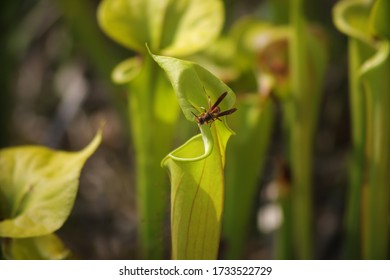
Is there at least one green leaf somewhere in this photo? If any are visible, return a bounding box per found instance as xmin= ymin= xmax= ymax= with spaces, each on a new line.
xmin=333 ymin=0 xmax=390 ymax=259
xmin=0 ymin=131 xmax=102 ymax=238
xmin=333 ymin=0 xmax=373 ymax=44
xmin=2 ymin=234 xmax=70 ymax=260
xmin=97 ymin=0 xmax=150 ymax=53
xmin=111 ymin=56 xmax=143 ymax=84
xmin=150 ymin=51 xmax=236 ymax=259
xmin=360 ymin=40 xmax=390 ymax=260
xmin=163 ymin=121 xmax=232 ymax=259
xmin=150 ymin=51 xmax=236 ymax=127
xmin=126 ymin=55 xmax=179 ymax=259
xmin=333 ymin=0 xmax=375 ymax=259
xmin=98 ymin=0 xmax=224 ymax=56
xmin=369 ymin=0 xmax=390 ymax=39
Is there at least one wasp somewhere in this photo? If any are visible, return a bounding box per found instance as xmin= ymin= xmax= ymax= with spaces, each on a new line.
xmin=191 ymin=91 xmax=237 ymax=125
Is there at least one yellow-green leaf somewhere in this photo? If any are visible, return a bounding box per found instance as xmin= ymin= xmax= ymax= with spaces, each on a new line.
xmin=333 ymin=0 xmax=390 ymax=259
xmin=151 ymin=51 xmax=236 ymax=259
xmin=111 ymin=56 xmax=143 ymax=85
xmin=333 ymin=0 xmax=373 ymax=44
xmin=2 ymin=234 xmax=70 ymax=260
xmin=150 ymin=51 xmax=236 ymax=126
xmin=98 ymin=0 xmax=224 ymax=57
xmin=0 ymin=131 xmax=102 ymax=238
xmin=163 ymin=121 xmax=232 ymax=259
xmin=369 ymin=0 xmax=390 ymax=39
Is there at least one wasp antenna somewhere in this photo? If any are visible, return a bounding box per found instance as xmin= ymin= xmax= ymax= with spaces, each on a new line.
xmin=202 ymin=85 xmax=208 ymax=96
xmin=201 ymin=86 xmax=212 ymax=108
xmin=191 ymin=111 xmax=199 ymax=121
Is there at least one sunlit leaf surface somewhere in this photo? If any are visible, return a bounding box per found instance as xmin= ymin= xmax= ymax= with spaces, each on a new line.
xmin=2 ymin=233 xmax=70 ymax=260
xmin=151 ymin=52 xmax=236 ymax=259
xmin=98 ymin=0 xmax=224 ymax=56
xmin=0 ymin=131 xmax=102 ymax=238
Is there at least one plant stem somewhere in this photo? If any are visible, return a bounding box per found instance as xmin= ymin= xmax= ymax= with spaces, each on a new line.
xmin=344 ymin=38 xmax=368 ymax=259
xmin=289 ymin=0 xmax=313 ymax=259
xmin=362 ymin=42 xmax=390 ymax=259
xmin=128 ymin=56 xmax=174 ymax=259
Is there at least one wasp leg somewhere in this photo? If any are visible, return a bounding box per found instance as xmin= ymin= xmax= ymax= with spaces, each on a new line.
xmin=191 ymin=111 xmax=200 ymax=123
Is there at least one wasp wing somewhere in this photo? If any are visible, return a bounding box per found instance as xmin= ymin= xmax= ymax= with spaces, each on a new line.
xmin=210 ymin=92 xmax=228 ymax=110
xmin=215 ymin=108 xmax=237 ymax=117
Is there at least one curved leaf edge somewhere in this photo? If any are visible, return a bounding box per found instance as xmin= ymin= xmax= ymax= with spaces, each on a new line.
xmin=360 ymin=40 xmax=390 ymax=76
xmin=161 ymin=126 xmax=213 ymax=165
xmin=111 ymin=56 xmax=143 ymax=84
xmin=0 ymin=130 xmax=102 ymax=238
xmin=333 ymin=0 xmax=375 ymax=45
